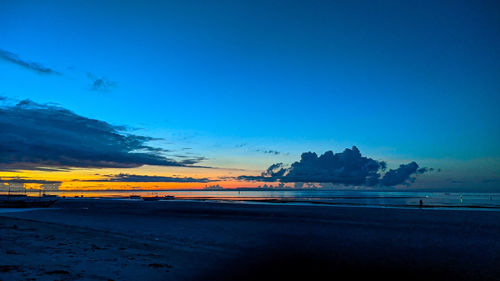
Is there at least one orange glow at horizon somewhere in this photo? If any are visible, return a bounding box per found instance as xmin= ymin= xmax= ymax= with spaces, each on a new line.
xmin=0 ymin=165 xmax=269 ymax=190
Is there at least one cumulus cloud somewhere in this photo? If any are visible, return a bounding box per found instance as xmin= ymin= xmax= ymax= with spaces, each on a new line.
xmin=84 ymin=173 xmax=210 ymax=183
xmin=0 ymin=99 xmax=204 ymax=171
xmin=380 ymin=162 xmax=419 ymax=186
xmin=0 ymin=49 xmax=61 ymax=75
xmin=238 ymin=163 xmax=287 ymax=182
xmin=238 ymin=146 xmax=429 ymax=187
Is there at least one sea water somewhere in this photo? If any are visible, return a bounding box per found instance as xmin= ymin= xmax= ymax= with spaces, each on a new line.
xmin=13 ymin=190 xmax=500 ymax=210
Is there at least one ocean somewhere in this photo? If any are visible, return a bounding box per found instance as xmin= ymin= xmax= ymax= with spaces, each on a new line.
xmin=15 ymin=189 xmax=500 ymax=211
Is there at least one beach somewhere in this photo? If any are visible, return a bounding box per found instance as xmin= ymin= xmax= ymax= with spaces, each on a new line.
xmin=1 ymin=199 xmax=499 ymax=281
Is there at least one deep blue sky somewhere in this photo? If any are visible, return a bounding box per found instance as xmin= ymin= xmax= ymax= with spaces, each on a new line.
xmin=1 ymin=0 xmax=499 ymax=190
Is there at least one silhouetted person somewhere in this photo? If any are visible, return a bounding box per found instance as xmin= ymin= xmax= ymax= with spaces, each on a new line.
xmin=419 ymin=200 xmax=423 ymax=208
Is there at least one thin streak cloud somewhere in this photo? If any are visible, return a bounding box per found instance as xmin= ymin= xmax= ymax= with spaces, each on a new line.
xmin=0 ymin=49 xmax=61 ymax=75
xmin=83 ymin=173 xmax=211 ymax=183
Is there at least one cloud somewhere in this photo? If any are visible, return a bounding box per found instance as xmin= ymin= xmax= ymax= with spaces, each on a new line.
xmin=0 ymin=177 xmax=61 ymax=191
xmin=0 ymin=49 xmax=61 ymax=75
xmin=417 ymin=167 xmax=435 ymax=174
xmin=87 ymin=73 xmax=116 ymax=92
xmin=0 ymin=166 xmax=71 ymax=172
xmin=0 ymin=177 xmax=61 ymax=184
xmin=177 ymin=156 xmax=208 ymax=165
xmin=0 ymin=49 xmax=117 ymax=93
xmin=380 ymin=162 xmax=419 ymax=186
xmin=0 ymin=50 xmax=116 ymax=92
xmin=256 ymin=149 xmax=281 ymax=155
xmin=238 ymin=146 xmax=429 ymax=187
xmin=0 ymin=99 xmax=204 ymax=171
xmin=84 ymin=173 xmax=210 ymax=183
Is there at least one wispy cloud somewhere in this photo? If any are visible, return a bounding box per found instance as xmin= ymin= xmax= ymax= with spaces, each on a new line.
xmin=0 ymin=49 xmax=118 ymax=92
xmin=0 ymin=177 xmax=61 ymax=184
xmin=87 ymin=72 xmax=116 ymax=92
xmin=0 ymin=49 xmax=61 ymax=75
xmin=255 ymin=149 xmax=281 ymax=155
xmin=82 ymin=173 xmax=211 ymax=183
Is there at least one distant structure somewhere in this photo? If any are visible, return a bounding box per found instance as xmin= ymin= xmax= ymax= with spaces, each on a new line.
xmin=204 ymin=184 xmax=223 ymax=190
xmin=256 ymin=183 xmax=288 ymax=189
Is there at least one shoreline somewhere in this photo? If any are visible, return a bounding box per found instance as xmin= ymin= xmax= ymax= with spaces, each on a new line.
xmin=6 ymin=196 xmax=500 ymax=212
xmin=3 ymin=194 xmax=500 ymax=211
xmin=2 ymin=199 xmax=500 ymax=280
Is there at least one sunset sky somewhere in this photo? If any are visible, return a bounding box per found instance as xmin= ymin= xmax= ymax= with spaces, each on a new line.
xmin=1 ymin=0 xmax=499 ymax=191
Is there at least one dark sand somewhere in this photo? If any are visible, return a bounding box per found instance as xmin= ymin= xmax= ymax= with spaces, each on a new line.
xmin=1 ymin=199 xmax=499 ymax=281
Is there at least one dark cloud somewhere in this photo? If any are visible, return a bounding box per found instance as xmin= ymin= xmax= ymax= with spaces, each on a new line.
xmin=0 ymin=49 xmax=61 ymax=75
xmin=178 ymin=156 xmax=207 ymax=165
xmin=240 ymin=162 xmax=287 ymax=182
xmin=237 ymin=175 xmax=277 ymax=182
xmin=87 ymin=73 xmax=116 ymax=92
xmin=0 ymin=99 xmax=204 ymax=171
xmin=85 ymin=173 xmax=210 ymax=183
xmin=172 ymin=155 xmax=190 ymax=158
xmin=256 ymin=149 xmax=281 ymax=155
xmin=417 ymin=167 xmax=434 ymax=174
xmin=263 ymin=163 xmax=287 ymax=177
xmin=0 ymin=166 xmax=71 ymax=172
xmin=0 ymin=50 xmax=115 ymax=92
xmin=380 ymin=162 xmax=419 ymax=186
xmin=0 ymin=177 xmax=61 ymax=184
xmin=172 ymin=155 xmax=207 ymax=163
xmin=238 ymin=146 xmax=429 ymax=187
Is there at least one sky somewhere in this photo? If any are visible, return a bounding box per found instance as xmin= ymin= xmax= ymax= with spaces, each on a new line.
xmin=0 ymin=0 xmax=499 ymax=191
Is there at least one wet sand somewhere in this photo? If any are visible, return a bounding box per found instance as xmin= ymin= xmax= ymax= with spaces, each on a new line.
xmin=1 ymin=199 xmax=499 ymax=280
